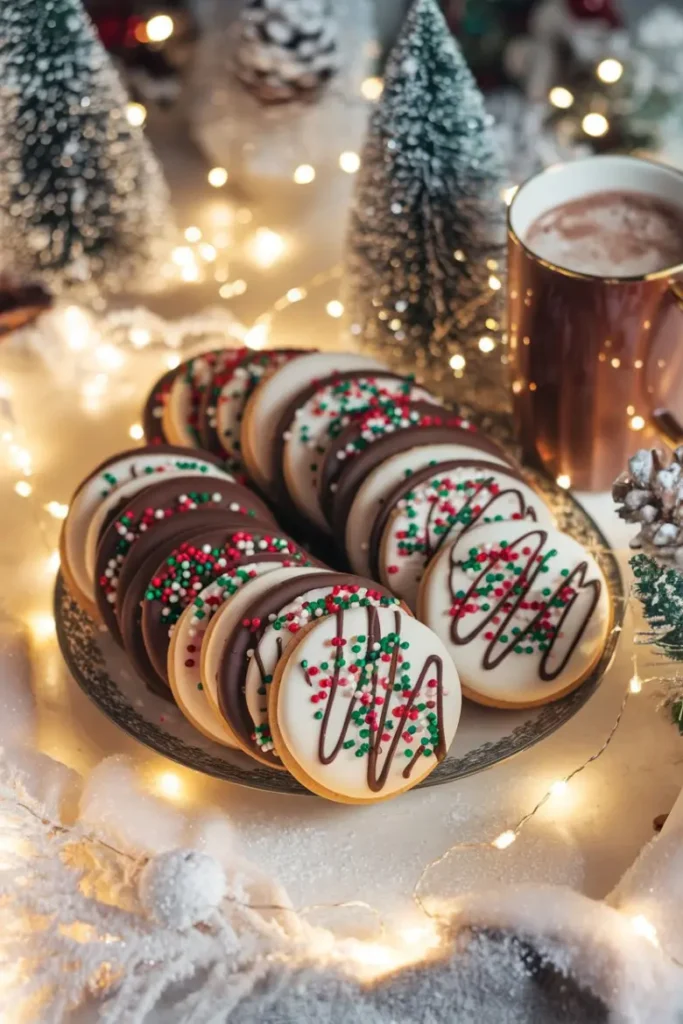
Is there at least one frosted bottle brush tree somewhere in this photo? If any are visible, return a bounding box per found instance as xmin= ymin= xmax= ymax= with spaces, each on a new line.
xmin=0 ymin=0 xmax=173 ymax=294
xmin=345 ymin=0 xmax=507 ymax=411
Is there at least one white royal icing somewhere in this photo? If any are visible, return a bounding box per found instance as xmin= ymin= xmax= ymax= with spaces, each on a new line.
xmin=419 ymin=520 xmax=611 ymax=707
xmin=379 ymin=464 xmax=554 ymax=611
xmin=345 ymin=444 xmax=510 ymax=578
xmin=276 ymin=606 xmax=462 ymax=801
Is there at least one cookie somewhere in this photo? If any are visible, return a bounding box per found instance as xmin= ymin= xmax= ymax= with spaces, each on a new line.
xmin=375 ymin=460 xmax=555 ymax=609
xmin=142 ymin=367 xmax=178 ymax=445
xmin=330 ymin=423 xmax=513 ymax=545
xmin=162 ymin=349 xmax=235 ymax=448
xmin=343 ymin=442 xmax=512 ymax=579
xmin=168 ymin=560 xmax=309 ymax=746
xmin=195 ymin=347 xmax=249 ymax=455
xmin=318 ymin=399 xmax=479 ymax=526
xmin=276 ymin=371 xmax=441 ymax=533
xmin=93 ymin=476 xmax=274 ymax=641
xmin=418 ymin=520 xmax=612 ymax=708
xmin=269 ymin=605 xmax=462 ymax=803
xmin=141 ymin=527 xmax=311 ymax=690
xmin=240 ymin=351 xmax=383 ymax=494
xmin=201 ymin=349 xmax=299 ymax=463
xmin=61 ymin=446 xmax=230 ymax=618
xmin=200 ymin=566 xmax=328 ymax=762
xmin=218 ymin=573 xmax=402 ymax=767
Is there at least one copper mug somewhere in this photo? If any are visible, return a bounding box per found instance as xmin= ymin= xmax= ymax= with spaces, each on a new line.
xmin=508 ymin=155 xmax=683 ymax=491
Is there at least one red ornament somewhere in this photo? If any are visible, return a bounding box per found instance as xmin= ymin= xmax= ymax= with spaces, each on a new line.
xmin=566 ymin=0 xmax=622 ymax=27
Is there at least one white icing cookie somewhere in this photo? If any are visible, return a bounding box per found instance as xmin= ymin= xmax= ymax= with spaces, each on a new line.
xmin=345 ymin=444 xmax=510 ymax=578
xmin=240 ymin=352 xmax=383 ymax=493
xmin=282 ymin=374 xmax=439 ymax=533
xmin=418 ymin=520 xmax=612 ymax=708
xmin=214 ymin=350 xmax=297 ymax=463
xmin=168 ymin=562 xmax=290 ymax=747
xmin=163 ymin=351 xmax=226 ymax=447
xmin=83 ymin=466 xmax=228 ymax=601
xmin=243 ymin=582 xmax=402 ymax=760
xmin=200 ymin=566 xmax=327 ymax=744
xmin=62 ymin=450 xmax=232 ymax=614
xmin=270 ymin=605 xmax=462 ymax=803
xmin=378 ymin=463 xmax=554 ymax=610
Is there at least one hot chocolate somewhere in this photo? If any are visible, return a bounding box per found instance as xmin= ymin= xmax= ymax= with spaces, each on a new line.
xmin=525 ymin=189 xmax=683 ymax=277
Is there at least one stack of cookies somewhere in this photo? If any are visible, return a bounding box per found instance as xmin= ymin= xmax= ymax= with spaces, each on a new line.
xmin=60 ymin=346 xmax=612 ymax=803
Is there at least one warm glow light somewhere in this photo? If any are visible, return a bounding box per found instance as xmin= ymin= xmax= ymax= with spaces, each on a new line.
xmin=582 ymin=112 xmax=609 ymax=137
xmin=286 ymin=288 xmax=306 ymax=303
xmin=208 ymin=166 xmax=229 ymax=188
xmin=46 ymin=549 xmax=61 ymax=574
xmin=630 ymin=674 xmax=642 ymax=694
xmin=0 ymin=378 xmax=12 ymax=399
xmin=339 ymin=151 xmax=361 ymax=174
xmin=488 ymin=275 xmax=502 ymax=291
xmin=326 ymin=300 xmax=345 ymax=319
xmin=28 ymin=612 xmax=56 ymax=642
xmin=492 ymin=830 xmax=517 ymax=850
xmin=14 ymin=480 xmax=32 ymax=498
xmin=184 ymin=226 xmax=202 ymax=243
xmin=199 ymin=243 xmax=217 ymax=262
xmin=126 ymin=102 xmax=147 ymax=127
xmin=449 ymin=353 xmax=466 ymax=371
xmin=630 ymin=415 xmax=646 ymax=431
xmin=156 ymin=771 xmax=183 ymax=799
xmin=478 ymin=335 xmax=496 ymax=353
xmin=597 ymin=58 xmax=623 ymax=83
xmin=129 ymin=423 xmax=144 ymax=441
xmin=550 ymin=779 xmax=568 ymax=798
xmin=146 ymin=14 xmax=174 ymax=42
xmin=130 ymin=327 xmax=151 ymax=348
xmin=172 ymin=246 xmax=195 ymax=267
xmin=454 ymin=249 xmax=466 ymax=262
xmin=611 ymin=357 xmax=621 ymax=369
xmin=63 ymin=305 xmax=92 ymax=350
xmin=95 ymin=343 xmax=125 ymax=371
xmin=631 ymin=914 xmax=658 ymax=946
xmin=165 ymin=352 xmax=181 ymax=370
xmin=361 ymin=76 xmax=384 ymax=101
xmin=556 ymin=474 xmax=572 ymax=490
xmin=549 ymin=86 xmax=574 ymax=109
xmin=45 ymin=501 xmax=68 ymax=520
xmin=181 ymin=264 xmax=201 ymax=283
xmin=249 ymin=228 xmax=285 ymax=268
xmin=502 ymin=185 xmax=518 ymax=205
xmin=293 ymin=164 xmax=316 ymax=185
xmin=245 ymin=322 xmax=270 ymax=350
xmin=236 ymin=207 xmax=253 ymax=225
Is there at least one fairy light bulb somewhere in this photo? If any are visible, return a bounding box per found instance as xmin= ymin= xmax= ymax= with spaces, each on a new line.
xmin=28 ymin=612 xmax=56 ymax=642
xmin=155 ymin=771 xmax=183 ymax=800
xmin=582 ymin=112 xmax=609 ymax=138
xmin=629 ymin=673 xmax=642 ymax=694
xmin=248 ymin=229 xmax=285 ymax=268
xmin=556 ymin=474 xmax=571 ymax=490
xmin=286 ymin=288 xmax=306 ymax=303
xmin=597 ymin=58 xmax=623 ymax=84
xmin=129 ymin=423 xmax=144 ymax=441
xmin=208 ymin=167 xmax=229 ymax=188
xmin=361 ymin=76 xmax=384 ymax=101
xmin=326 ymin=300 xmax=344 ymax=319
xmin=184 ymin=226 xmax=202 ymax=243
xmin=550 ymin=779 xmax=569 ymax=798
xmin=478 ymin=336 xmax=496 ymax=353
xmin=165 ymin=352 xmax=181 ymax=370
xmin=293 ymin=164 xmax=316 ymax=184
xmin=449 ymin=353 xmax=466 ymax=372
xmin=630 ymin=915 xmax=658 ymax=946
xmin=130 ymin=327 xmax=151 ymax=349
xmin=145 ymin=14 xmax=174 ymax=42
xmin=488 ymin=274 xmax=502 ymax=291
xmin=45 ymin=501 xmax=68 ymax=520
xmin=492 ymin=830 xmax=517 ymax=850
xmin=245 ymin=322 xmax=270 ymax=350
xmin=339 ymin=151 xmax=361 ymax=174
xmin=126 ymin=102 xmax=147 ymax=127
xmin=14 ymin=480 xmax=32 ymax=498
xmin=549 ymin=86 xmax=574 ymax=109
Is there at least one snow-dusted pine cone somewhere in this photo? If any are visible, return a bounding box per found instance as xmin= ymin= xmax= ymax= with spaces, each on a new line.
xmin=235 ymin=0 xmax=340 ymax=104
xmin=613 ymin=447 xmax=683 ymax=563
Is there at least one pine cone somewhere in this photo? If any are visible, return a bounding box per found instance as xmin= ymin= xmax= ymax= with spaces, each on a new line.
xmin=236 ymin=0 xmax=339 ymax=105
xmin=613 ymin=447 xmax=683 ymax=563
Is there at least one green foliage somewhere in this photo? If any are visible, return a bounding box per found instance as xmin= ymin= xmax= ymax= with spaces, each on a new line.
xmin=631 ymin=553 xmax=683 ymax=733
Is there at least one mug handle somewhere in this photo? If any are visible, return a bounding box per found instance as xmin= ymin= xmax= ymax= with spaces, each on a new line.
xmin=651 ymin=281 xmax=683 ymax=448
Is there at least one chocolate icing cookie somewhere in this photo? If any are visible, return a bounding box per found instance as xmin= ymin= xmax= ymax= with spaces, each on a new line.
xmin=330 ymin=425 xmax=513 ymax=540
xmin=318 ymin=400 xmax=482 ymax=526
xmin=142 ymin=526 xmax=314 ymax=689
xmin=142 ymin=368 xmax=179 ymax=445
xmin=218 ymin=572 xmax=401 ymax=767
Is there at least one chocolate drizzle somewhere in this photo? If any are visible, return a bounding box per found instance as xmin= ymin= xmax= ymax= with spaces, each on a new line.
xmin=315 ymin=607 xmax=446 ymax=791
xmin=449 ymin=529 xmax=602 ymax=682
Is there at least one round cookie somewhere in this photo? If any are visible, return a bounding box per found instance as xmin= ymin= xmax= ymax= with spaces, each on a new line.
xmin=94 ymin=479 xmax=271 ymax=642
xmin=218 ymin=574 xmax=402 ymax=768
xmin=142 ymin=367 xmax=178 ymax=445
xmin=277 ymin=370 xmax=440 ymax=533
xmin=343 ymin=442 xmax=512 ymax=579
xmin=200 ymin=566 xmax=328 ymax=761
xmin=331 ymin=424 xmax=514 ymax=544
xmin=318 ymin=399 xmax=478 ymax=526
xmin=374 ymin=460 xmax=555 ymax=609
xmin=269 ymin=605 xmax=462 ymax=803
xmin=418 ymin=520 xmax=612 ymax=709
xmin=61 ymin=445 xmax=230 ymax=618
xmin=141 ymin=528 xmax=311 ymax=690
xmin=162 ymin=349 xmax=235 ymax=448
xmin=201 ymin=349 xmax=300 ymax=463
xmin=240 ymin=351 xmax=384 ymax=494
xmin=168 ymin=560 xmax=305 ymax=746
xmin=195 ymin=347 xmax=249 ymax=455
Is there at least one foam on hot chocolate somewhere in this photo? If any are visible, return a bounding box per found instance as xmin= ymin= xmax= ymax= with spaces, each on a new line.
xmin=525 ymin=190 xmax=683 ymax=277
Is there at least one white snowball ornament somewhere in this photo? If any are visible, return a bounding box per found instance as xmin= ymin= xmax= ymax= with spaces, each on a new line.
xmin=139 ymin=849 xmax=227 ymax=929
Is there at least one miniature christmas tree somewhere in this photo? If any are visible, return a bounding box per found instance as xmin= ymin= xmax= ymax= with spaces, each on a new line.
xmin=345 ymin=0 xmax=507 ymax=411
xmin=235 ymin=0 xmax=340 ymax=105
xmin=0 ymin=0 xmax=172 ymax=294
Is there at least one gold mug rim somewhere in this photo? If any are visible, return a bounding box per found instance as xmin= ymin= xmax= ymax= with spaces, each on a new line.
xmin=507 ymin=154 xmax=683 ymax=285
